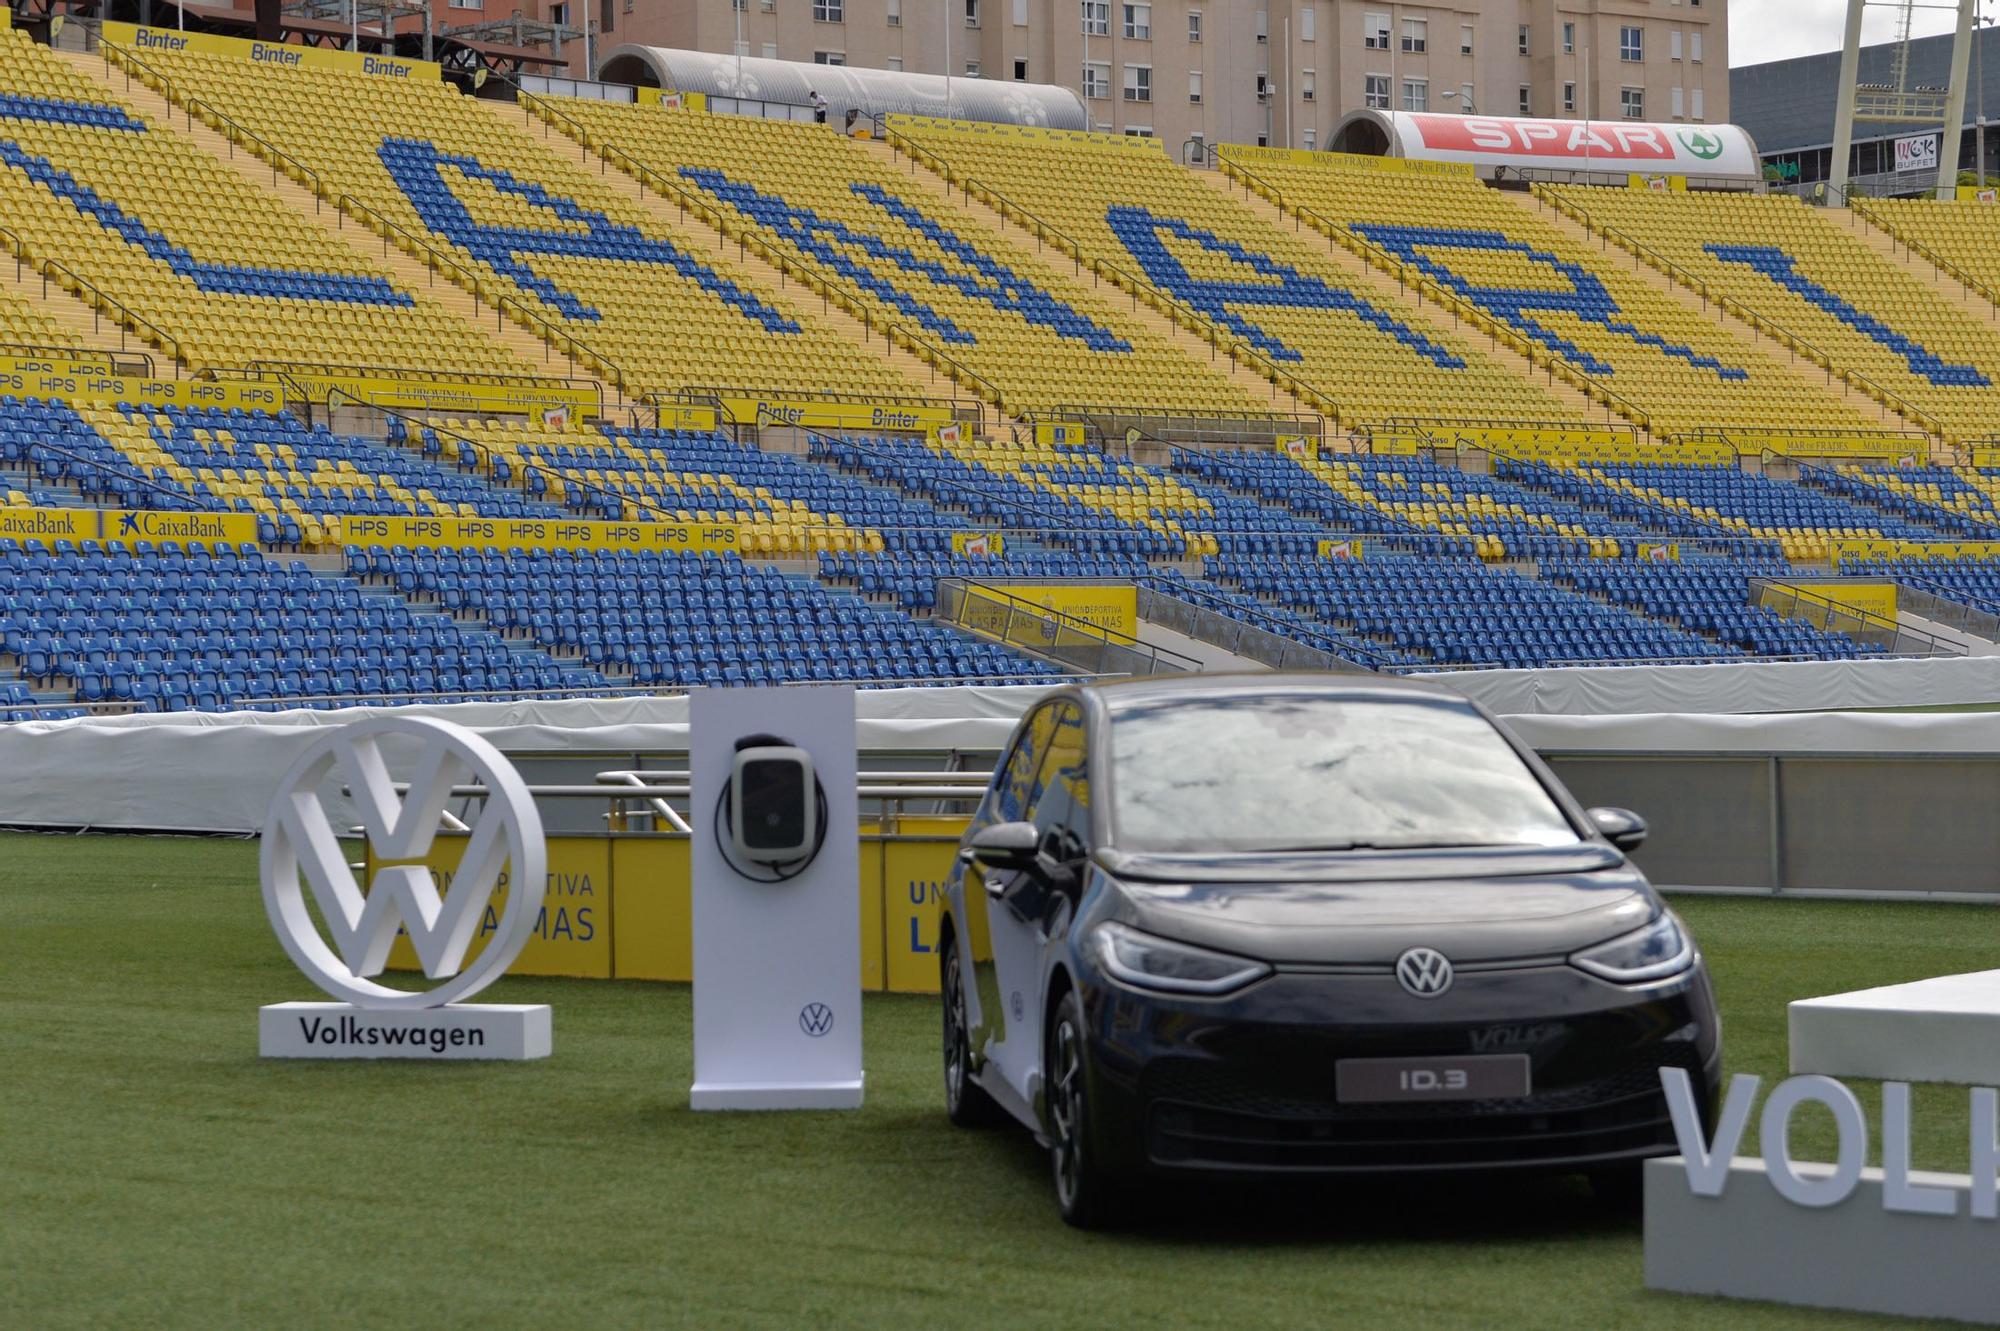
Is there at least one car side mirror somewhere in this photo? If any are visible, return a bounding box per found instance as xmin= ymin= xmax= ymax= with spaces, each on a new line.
xmin=965 ymin=820 xmax=1041 ymax=873
xmin=1587 ymin=807 xmax=1648 ymax=853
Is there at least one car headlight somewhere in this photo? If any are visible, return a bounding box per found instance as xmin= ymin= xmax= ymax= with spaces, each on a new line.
xmin=1570 ymin=911 xmax=1695 ymax=983
xmin=1091 ymin=922 xmax=1271 ymax=995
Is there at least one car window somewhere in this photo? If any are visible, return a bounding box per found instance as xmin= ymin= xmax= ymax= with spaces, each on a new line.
xmin=1027 ymin=701 xmax=1090 ymax=863
xmin=991 ymin=702 xmax=1060 ymax=824
xmin=1106 ymin=693 xmax=1580 ymax=855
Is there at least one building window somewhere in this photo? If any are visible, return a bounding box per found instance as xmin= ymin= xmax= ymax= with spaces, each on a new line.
xmin=1188 ymin=70 xmax=1202 ymax=102
xmin=1621 ymin=26 xmax=1643 ymax=62
xmin=1303 ymin=127 xmax=1315 ymax=150
xmin=1461 ymin=24 xmax=1473 ymax=55
xmin=1300 ymin=5 xmax=1314 ymax=41
xmin=965 ymin=60 xmax=980 ymax=75
xmin=1692 ymin=87 xmax=1705 ymax=118
xmin=1364 ymin=73 xmax=1390 ymax=109
xmin=1671 ymin=30 xmax=1682 ymax=60
xmin=1123 ymin=64 xmax=1151 ymax=101
xmin=1256 ymin=10 xmax=1266 ymax=41
xmin=1082 ymin=61 xmax=1109 ymax=98
xmin=1301 ymin=69 xmax=1314 ymax=101
xmin=1563 ymin=81 xmax=1576 ymax=112
xmin=1364 ymin=11 xmax=1389 ymax=50
xmin=1458 ymin=81 xmax=1473 ymax=111
xmin=599 ymin=0 xmax=613 ymax=33
xmin=1562 ymin=22 xmax=1574 ymax=54
xmin=1187 ymin=10 xmax=1201 ymax=43
xmin=1691 ymin=32 xmax=1703 ymax=62
xmin=1518 ymin=24 xmax=1529 ymax=55
xmin=1123 ymin=2 xmax=1149 ymax=39
xmin=1672 ymin=86 xmax=1685 ymax=118
xmin=812 ymin=0 xmax=841 ymax=21
xmin=965 ymin=0 xmax=979 ymax=27
xmin=1014 ymin=58 xmax=1028 ymax=80
xmin=1014 ymin=0 xmax=1026 ymax=23
xmin=815 ymin=50 xmax=846 ymax=64
xmin=1402 ymin=77 xmax=1427 ymax=112
xmin=1621 ymin=87 xmax=1644 ymax=118
xmin=887 ymin=56 xmax=903 ymax=70
xmin=1124 ymin=126 xmax=1154 ymax=138
xmin=1518 ymin=85 xmax=1531 ymax=115
xmin=1401 ymin=17 xmax=1426 ymax=52
xmin=1081 ymin=0 xmax=1108 ymax=37
xmin=761 ymin=41 xmax=778 ymax=57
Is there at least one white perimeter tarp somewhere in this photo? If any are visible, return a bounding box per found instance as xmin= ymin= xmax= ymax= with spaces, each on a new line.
xmin=1432 ymin=653 xmax=2000 ymax=716
xmin=8 ymin=671 xmax=2000 ymax=832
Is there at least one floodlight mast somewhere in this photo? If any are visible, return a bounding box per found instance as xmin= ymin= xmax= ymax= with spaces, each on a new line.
xmin=1829 ymin=0 xmax=1978 ymax=201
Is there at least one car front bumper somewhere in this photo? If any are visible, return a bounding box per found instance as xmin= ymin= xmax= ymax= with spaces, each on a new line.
xmin=1080 ymin=961 xmax=1722 ymax=1177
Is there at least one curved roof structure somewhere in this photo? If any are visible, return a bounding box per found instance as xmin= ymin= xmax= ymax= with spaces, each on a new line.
xmin=597 ymin=47 xmax=1088 ymax=129
xmin=1330 ymin=109 xmax=1761 ymax=182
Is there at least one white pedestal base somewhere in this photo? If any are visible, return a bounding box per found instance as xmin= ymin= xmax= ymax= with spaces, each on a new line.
xmin=1645 ymin=1156 xmax=2000 ymax=1325
xmin=1789 ymin=968 xmax=2000 ymax=1085
xmin=259 ymin=1002 xmax=551 ymax=1060
xmin=689 ymin=1076 xmax=865 ymax=1111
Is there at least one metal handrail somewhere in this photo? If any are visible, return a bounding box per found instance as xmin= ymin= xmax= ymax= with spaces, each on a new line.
xmin=7 ymin=229 xmax=186 ymax=371
xmin=1534 ymin=182 xmax=1947 ymax=440
xmin=254 ymin=358 xmax=602 ymax=417
xmin=1212 ymin=150 xmax=1653 ymax=432
xmin=938 ymin=576 xmax=1200 ymax=677
xmin=513 ymin=88 xmax=1013 ymax=413
xmin=1850 ymin=196 xmax=2000 ymax=312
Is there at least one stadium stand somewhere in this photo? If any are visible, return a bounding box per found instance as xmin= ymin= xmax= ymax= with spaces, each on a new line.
xmin=881 ymin=118 xmax=1588 ymax=430
xmin=1547 ymin=558 xmax=1884 ymax=659
xmin=1214 ymin=149 xmax=1887 ymax=441
xmin=0 ymin=26 xmax=524 ymax=378
xmin=1818 ymin=461 xmax=2000 ymax=537
xmin=104 ymin=38 xmax=924 ymax=401
xmin=526 ymin=97 xmax=1270 ymax=420
xmin=1853 ymin=198 xmax=2000 ymax=314
xmin=1543 ymin=184 xmax=2000 ymax=441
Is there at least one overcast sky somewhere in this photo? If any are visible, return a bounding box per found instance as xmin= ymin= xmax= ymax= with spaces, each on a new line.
xmin=1733 ymin=0 xmax=1978 ymax=66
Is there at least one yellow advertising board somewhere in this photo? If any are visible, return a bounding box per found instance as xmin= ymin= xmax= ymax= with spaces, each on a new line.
xmin=1829 ymin=538 xmax=2000 ymax=568
xmin=302 ymin=370 xmax=597 ymax=416
xmin=1764 ymin=581 xmax=1899 ymax=626
xmin=0 ymin=505 xmax=257 ymax=547
xmin=1218 ymin=143 xmax=1477 ymax=179
xmin=338 ymin=514 xmax=741 ymax=554
xmin=1971 ymin=447 xmax=2000 ymax=469
xmin=1956 ymin=185 xmax=2000 ymax=203
xmin=888 ymin=114 xmax=1160 ymax=151
xmin=1000 ymin=584 xmax=1139 ymax=636
xmin=716 ymin=393 xmax=954 ymax=432
xmin=1316 ymin=538 xmax=1364 ymax=560
xmin=651 ymin=403 xmax=722 ymax=432
xmin=104 ymin=21 xmax=440 ymax=81
xmin=1034 ymin=421 xmax=1086 ymax=446
xmin=378 ymin=837 xmax=613 ymax=981
xmin=636 ymin=88 xmax=709 ymax=112
xmin=0 ymin=352 xmax=116 ymax=379
xmin=1753 ymin=434 xmax=1922 ymax=460
xmin=0 ymin=365 xmax=283 ymax=412
xmin=1278 ymin=434 xmax=1318 ymax=461
xmin=879 ymin=820 xmax=970 ymax=993
xmin=1637 ymin=542 xmax=1682 ymax=562
xmin=1628 ymin=173 xmax=1688 ymax=191
xmin=951 ymin=531 xmax=1006 ymax=557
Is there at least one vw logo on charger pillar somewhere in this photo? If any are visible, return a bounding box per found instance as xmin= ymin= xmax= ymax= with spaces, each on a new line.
xmin=257 ymin=715 xmax=553 ymax=1059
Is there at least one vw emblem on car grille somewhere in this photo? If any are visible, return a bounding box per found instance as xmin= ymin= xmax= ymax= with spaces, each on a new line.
xmin=1395 ymin=947 xmax=1454 ymax=998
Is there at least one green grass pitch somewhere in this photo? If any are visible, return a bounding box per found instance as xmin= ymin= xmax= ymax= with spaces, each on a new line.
xmin=1 ymin=830 xmax=1992 ymax=1329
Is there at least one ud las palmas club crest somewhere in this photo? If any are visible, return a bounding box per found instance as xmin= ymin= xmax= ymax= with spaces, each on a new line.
xmin=257 ymin=715 xmax=553 ymax=1059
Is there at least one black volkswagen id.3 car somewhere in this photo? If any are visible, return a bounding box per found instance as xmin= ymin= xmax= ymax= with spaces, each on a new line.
xmin=937 ymin=674 xmax=1720 ymax=1227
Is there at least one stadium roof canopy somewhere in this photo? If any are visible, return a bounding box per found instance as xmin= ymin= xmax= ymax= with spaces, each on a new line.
xmin=1733 ymin=24 xmax=2000 ymax=154
xmin=1329 ymin=109 xmax=1761 ymax=183
xmin=597 ymin=46 xmax=1088 ymax=129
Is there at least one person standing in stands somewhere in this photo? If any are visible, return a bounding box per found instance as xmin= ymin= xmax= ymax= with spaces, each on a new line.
xmin=811 ymin=89 xmax=829 ymax=124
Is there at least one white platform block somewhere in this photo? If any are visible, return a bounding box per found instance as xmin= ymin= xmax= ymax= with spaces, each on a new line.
xmin=260 ymin=1002 xmax=551 ymax=1060
xmin=690 ymin=1077 xmax=866 ymax=1111
xmin=1790 ymin=969 xmax=2000 ymax=1085
xmin=1645 ymin=1156 xmax=2000 ymax=1325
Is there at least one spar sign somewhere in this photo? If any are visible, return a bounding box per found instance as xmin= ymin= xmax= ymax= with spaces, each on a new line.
xmin=1384 ymin=114 xmax=1759 ymax=179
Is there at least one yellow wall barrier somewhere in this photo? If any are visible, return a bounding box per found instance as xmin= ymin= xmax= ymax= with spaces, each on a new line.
xmin=636 ymin=88 xmax=709 ymax=112
xmin=0 ymin=366 xmax=283 ymax=411
xmin=375 ymin=824 xmax=969 ymax=992
xmin=1762 ymin=581 xmax=1899 ymax=625
xmin=337 ymin=514 xmax=741 ymax=554
xmin=1830 ymin=538 xmax=2000 ymax=568
xmin=1218 ymin=143 xmax=1477 ymax=179
xmin=303 ymin=370 xmax=598 ymax=416
xmin=716 ymin=393 xmax=954 ymax=432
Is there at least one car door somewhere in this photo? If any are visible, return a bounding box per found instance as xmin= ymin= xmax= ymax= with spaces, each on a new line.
xmin=984 ymin=699 xmax=1092 ymax=1110
xmin=953 ymin=701 xmax=1058 ymax=1110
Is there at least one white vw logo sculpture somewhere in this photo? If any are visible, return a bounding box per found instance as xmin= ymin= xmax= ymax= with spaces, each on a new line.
xmin=258 ymin=715 xmax=552 ymax=1059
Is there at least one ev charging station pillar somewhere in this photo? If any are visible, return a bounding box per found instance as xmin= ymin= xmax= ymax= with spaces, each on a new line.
xmin=689 ymin=686 xmax=863 ymax=1110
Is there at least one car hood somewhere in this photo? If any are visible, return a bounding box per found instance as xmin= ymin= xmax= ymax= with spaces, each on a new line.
xmin=1096 ymin=844 xmax=1655 ymax=965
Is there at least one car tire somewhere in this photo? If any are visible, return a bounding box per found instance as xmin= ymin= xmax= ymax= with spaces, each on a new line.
xmin=1048 ymin=989 xmax=1125 ymax=1229
xmin=942 ymin=939 xmax=1003 ymax=1128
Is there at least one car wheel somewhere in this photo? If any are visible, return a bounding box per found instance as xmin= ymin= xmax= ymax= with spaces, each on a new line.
xmin=1048 ymin=989 xmax=1124 ymax=1229
xmin=942 ymin=939 xmax=1002 ymax=1128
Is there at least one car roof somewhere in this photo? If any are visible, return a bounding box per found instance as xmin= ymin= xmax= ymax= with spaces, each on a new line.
xmin=1080 ymin=671 xmax=1468 ymax=711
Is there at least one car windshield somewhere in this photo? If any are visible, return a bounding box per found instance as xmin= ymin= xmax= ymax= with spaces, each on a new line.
xmin=1106 ymin=693 xmax=1581 ymax=855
